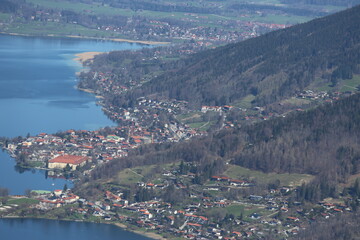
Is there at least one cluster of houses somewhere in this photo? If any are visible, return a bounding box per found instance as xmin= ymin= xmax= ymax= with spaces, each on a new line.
xmin=12 ymin=0 xmax=293 ymax=49
xmin=1 ymin=156 xmax=355 ymax=240
xmin=95 ymin=12 xmax=288 ymax=46
xmin=211 ymin=176 xmax=255 ymax=187
xmin=201 ymin=105 xmax=233 ymax=113
xmin=297 ymin=90 xmax=329 ymax=100
xmin=8 ymin=128 xmax=134 ymax=170
xmin=297 ymin=90 xmax=355 ymax=101
xmin=38 ymin=190 xmax=80 ymax=209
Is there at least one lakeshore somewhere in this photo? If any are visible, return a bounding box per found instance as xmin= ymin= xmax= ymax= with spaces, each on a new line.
xmin=0 ymin=217 xmax=153 ymax=240
xmin=0 ymin=32 xmax=170 ymax=46
xmin=112 ymin=222 xmax=167 ymax=240
xmin=1 ymin=216 xmax=165 ymax=240
xmin=74 ymin=52 xmax=104 ymax=63
xmin=0 ymin=34 xmax=152 ymax=240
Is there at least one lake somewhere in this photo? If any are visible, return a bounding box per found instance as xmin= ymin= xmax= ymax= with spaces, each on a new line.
xmin=0 ymin=218 xmax=151 ymax=240
xmin=0 ymin=34 xmax=145 ymax=194
xmin=0 ymin=35 xmax=151 ymax=239
xmin=0 ymin=34 xmax=144 ymax=137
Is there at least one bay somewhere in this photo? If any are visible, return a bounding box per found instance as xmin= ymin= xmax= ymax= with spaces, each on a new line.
xmin=0 ymin=34 xmax=144 ymax=137
xmin=0 ymin=150 xmax=73 ymax=195
xmin=0 ymin=218 xmax=151 ymax=240
xmin=0 ymin=35 xmax=152 ymax=240
xmin=0 ymin=34 xmax=145 ymax=194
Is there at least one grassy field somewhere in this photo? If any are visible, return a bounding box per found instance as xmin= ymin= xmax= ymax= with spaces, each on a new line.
xmin=177 ymin=111 xmax=217 ymax=131
xmin=188 ymin=121 xmax=215 ymax=131
xmin=314 ymin=75 xmax=360 ymax=93
xmin=26 ymin=0 xmax=322 ymax=27
xmin=234 ymin=94 xmax=256 ymax=109
xmin=116 ymin=163 xmax=177 ymax=185
xmin=224 ymin=164 xmax=313 ymax=186
xmin=339 ymin=75 xmax=360 ymax=92
xmin=280 ymin=97 xmax=311 ymax=106
xmin=176 ymin=112 xmax=202 ymax=121
xmin=6 ymin=21 xmax=120 ymax=38
xmin=0 ymin=13 xmax=10 ymax=21
xmin=8 ymin=198 xmax=40 ymax=205
xmin=238 ymin=13 xmax=313 ymax=24
xmin=205 ymin=203 xmax=270 ymax=221
xmin=5 ymin=0 xmax=344 ymax=43
xmin=27 ymin=0 xmax=133 ymax=16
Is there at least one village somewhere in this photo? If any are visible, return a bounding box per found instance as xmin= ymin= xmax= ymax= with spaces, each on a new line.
xmin=12 ymin=6 xmax=290 ymax=49
xmin=0 ymin=69 xmax=359 ymax=240
xmin=0 ymin=23 xmax=359 ymax=238
xmin=0 ymin=159 xmax=355 ymax=240
xmin=2 ymin=82 xmax=356 ymax=178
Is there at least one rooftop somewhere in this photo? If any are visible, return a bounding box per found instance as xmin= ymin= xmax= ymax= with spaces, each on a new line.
xmin=49 ymin=155 xmax=88 ymax=165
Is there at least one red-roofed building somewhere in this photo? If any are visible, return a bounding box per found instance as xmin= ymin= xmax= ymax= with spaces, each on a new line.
xmin=48 ymin=155 xmax=88 ymax=170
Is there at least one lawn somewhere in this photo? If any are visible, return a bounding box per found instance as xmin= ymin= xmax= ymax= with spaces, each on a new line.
xmin=205 ymin=203 xmax=270 ymax=221
xmin=312 ymin=75 xmax=360 ymax=93
xmin=116 ymin=163 xmax=177 ymax=185
xmin=224 ymin=164 xmax=313 ymax=186
xmin=0 ymin=13 xmax=10 ymax=21
xmin=176 ymin=112 xmax=202 ymax=122
xmin=27 ymin=0 xmax=133 ymax=16
xmin=339 ymin=75 xmax=360 ymax=92
xmin=188 ymin=121 xmax=215 ymax=131
xmin=234 ymin=94 xmax=256 ymax=109
xmin=280 ymin=97 xmax=311 ymax=106
xmin=7 ymin=21 xmax=120 ymax=38
xmin=116 ymin=168 xmax=144 ymax=185
xmin=8 ymin=198 xmax=40 ymax=205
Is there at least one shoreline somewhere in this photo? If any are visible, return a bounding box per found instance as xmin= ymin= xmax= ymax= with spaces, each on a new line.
xmin=0 ymin=34 xmax=165 ymax=240
xmin=77 ymin=87 xmax=104 ymax=99
xmin=74 ymin=52 xmax=104 ymax=63
xmin=0 ymin=32 xmax=170 ymax=45
xmin=111 ymin=222 xmax=167 ymax=240
xmin=1 ymin=216 xmax=167 ymax=240
xmin=73 ymin=53 xmax=105 ymax=99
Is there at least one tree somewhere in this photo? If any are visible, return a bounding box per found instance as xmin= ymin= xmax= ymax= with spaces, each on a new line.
xmin=25 ymin=189 xmax=32 ymax=197
xmin=64 ymin=164 xmax=72 ymax=172
xmin=0 ymin=187 xmax=9 ymax=197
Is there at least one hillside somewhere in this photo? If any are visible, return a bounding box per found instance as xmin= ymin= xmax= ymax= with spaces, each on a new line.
xmin=107 ymin=5 xmax=360 ymax=109
xmin=88 ymin=93 xmax=360 ymax=187
xmin=280 ymin=0 xmax=360 ymax=6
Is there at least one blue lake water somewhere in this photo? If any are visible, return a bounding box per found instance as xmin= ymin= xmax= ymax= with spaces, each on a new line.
xmin=0 ymin=218 xmax=151 ymax=240
xmin=0 ymin=35 xmax=151 ymax=239
xmin=0 ymin=34 xmax=145 ymax=194
xmin=0 ymin=150 xmax=74 ymax=194
xmin=0 ymin=34 xmax=144 ymax=137
xmin=0 ymin=34 xmax=145 ymax=195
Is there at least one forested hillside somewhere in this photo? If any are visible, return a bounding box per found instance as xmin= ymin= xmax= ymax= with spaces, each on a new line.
xmin=87 ymin=93 xmax=360 ymax=193
xmin=280 ymin=0 xmax=360 ymax=6
xmin=106 ymin=5 xmax=360 ymax=109
xmin=235 ymin=93 xmax=360 ymax=182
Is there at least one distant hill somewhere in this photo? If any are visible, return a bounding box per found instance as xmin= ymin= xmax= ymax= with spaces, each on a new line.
xmin=280 ymin=0 xmax=360 ymax=6
xmin=113 ymin=5 xmax=360 ymax=109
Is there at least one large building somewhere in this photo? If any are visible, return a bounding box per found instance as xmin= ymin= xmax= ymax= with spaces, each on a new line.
xmin=48 ymin=155 xmax=88 ymax=170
